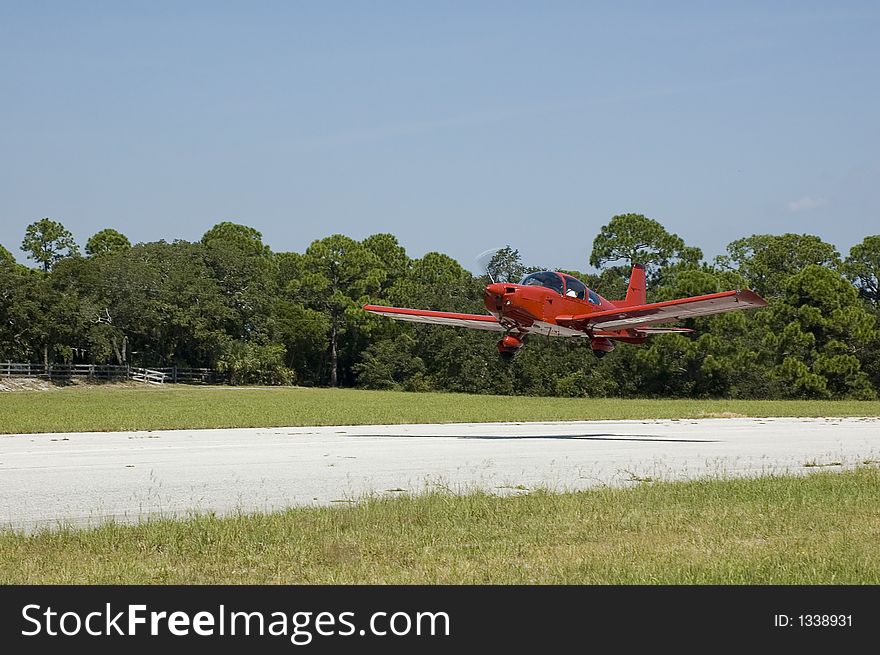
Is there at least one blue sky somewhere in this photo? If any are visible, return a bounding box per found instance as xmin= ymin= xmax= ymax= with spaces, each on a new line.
xmin=1 ymin=1 xmax=878 ymax=272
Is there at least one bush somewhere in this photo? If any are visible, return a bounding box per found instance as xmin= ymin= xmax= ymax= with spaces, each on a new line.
xmin=216 ymin=341 xmax=294 ymax=385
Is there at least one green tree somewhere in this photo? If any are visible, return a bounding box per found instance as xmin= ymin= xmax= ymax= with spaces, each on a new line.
xmin=511 ymin=337 xmax=605 ymax=397
xmin=423 ymin=328 xmax=515 ymax=395
xmin=273 ymin=251 xmax=329 ymax=384
xmin=0 ymin=262 xmax=83 ymax=367
xmin=49 ymin=254 xmax=129 ymax=364
xmin=485 ymin=246 xmax=527 ymax=283
xmin=759 ymin=265 xmax=876 ymax=399
xmin=589 ymin=213 xmax=701 ymax=277
xmin=0 ymin=243 xmax=16 ymax=266
xmin=202 ymin=222 xmax=271 ymax=258
xmin=369 ymin=252 xmax=498 ymax=393
xmin=844 ymin=235 xmax=880 ymax=305
xmin=581 ymin=267 xmax=631 ymax=303
xmin=4 ymin=221 xmax=879 ymax=399
xmin=362 ymin=233 xmax=410 ymax=295
xmin=85 ymin=229 xmax=131 ymax=257
xmin=390 ymin=252 xmax=480 ymax=311
xmin=354 ymin=333 xmax=427 ymax=390
xmin=73 ymin=241 xmax=232 ymax=367
xmin=716 ymin=233 xmax=841 ymax=297
xmin=297 ymin=235 xmax=386 ymax=386
xmin=655 ymin=266 xmax=748 ymax=301
xmin=201 ymin=222 xmax=277 ymax=340
xmin=0 ymin=263 xmax=33 ymax=360
xmin=21 ymin=218 xmax=80 ymax=271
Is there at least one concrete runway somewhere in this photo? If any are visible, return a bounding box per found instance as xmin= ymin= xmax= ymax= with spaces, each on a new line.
xmin=1 ymin=417 xmax=879 ymax=531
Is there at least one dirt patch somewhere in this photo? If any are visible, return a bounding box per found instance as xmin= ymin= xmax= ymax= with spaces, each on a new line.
xmin=697 ymin=412 xmax=748 ymax=419
xmin=0 ymin=377 xmax=144 ymax=392
xmin=0 ymin=377 xmax=54 ymax=392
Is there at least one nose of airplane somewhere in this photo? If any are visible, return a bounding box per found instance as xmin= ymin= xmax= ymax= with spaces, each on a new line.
xmin=484 ymin=282 xmax=513 ymax=313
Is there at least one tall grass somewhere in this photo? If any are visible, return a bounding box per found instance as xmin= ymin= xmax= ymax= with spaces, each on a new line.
xmin=2 ymin=468 xmax=878 ymax=584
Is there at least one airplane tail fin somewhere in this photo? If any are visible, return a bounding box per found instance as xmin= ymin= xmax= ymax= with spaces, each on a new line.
xmin=622 ymin=264 xmax=646 ymax=307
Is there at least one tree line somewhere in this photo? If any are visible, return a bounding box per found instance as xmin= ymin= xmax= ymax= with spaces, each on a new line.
xmin=1 ymin=214 xmax=878 ymax=399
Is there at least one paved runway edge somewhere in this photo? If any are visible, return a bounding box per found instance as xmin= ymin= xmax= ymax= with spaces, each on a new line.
xmin=2 ymin=417 xmax=879 ymax=530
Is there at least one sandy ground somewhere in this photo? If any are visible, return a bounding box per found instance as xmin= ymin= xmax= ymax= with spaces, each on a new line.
xmin=0 ymin=377 xmax=144 ymax=392
xmin=0 ymin=377 xmax=54 ymax=392
xmin=1 ymin=417 xmax=879 ymax=531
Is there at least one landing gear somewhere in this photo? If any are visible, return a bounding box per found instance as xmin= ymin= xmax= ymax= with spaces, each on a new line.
xmin=590 ymin=337 xmax=614 ymax=359
xmin=499 ymin=350 xmax=518 ymax=362
xmin=497 ymin=334 xmax=524 ymax=361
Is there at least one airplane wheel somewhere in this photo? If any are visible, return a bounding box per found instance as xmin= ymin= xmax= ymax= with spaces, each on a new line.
xmin=592 ymin=349 xmax=606 ymax=359
xmin=499 ymin=350 xmax=517 ymax=362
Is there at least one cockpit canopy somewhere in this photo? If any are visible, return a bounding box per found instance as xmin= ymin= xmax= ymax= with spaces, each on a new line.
xmin=520 ymin=271 xmax=564 ymax=295
xmin=520 ymin=271 xmax=601 ymax=304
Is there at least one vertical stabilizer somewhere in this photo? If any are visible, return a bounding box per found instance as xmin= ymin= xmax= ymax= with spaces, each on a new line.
xmin=623 ymin=264 xmax=646 ymax=307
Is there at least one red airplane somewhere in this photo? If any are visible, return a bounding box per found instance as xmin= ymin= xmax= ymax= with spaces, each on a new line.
xmin=364 ymin=265 xmax=767 ymax=360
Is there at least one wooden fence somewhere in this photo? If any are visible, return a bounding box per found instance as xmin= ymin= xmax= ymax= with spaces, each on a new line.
xmin=1 ymin=362 xmax=223 ymax=385
xmin=1 ymin=363 xmax=130 ymax=379
xmin=129 ymin=367 xmax=167 ymax=385
xmin=153 ymin=367 xmax=224 ymax=384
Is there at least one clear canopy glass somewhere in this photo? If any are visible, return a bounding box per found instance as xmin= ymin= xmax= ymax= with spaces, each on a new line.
xmin=520 ymin=271 xmax=598 ymax=303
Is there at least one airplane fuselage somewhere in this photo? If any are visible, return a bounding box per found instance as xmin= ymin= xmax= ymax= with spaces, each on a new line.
xmin=484 ymin=281 xmax=616 ymax=325
xmin=483 ymin=281 xmax=632 ymax=356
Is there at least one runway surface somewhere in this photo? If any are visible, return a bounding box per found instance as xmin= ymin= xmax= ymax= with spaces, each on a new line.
xmin=2 ymin=417 xmax=879 ymax=530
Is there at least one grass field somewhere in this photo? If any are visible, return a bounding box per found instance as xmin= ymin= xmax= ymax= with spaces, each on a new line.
xmin=2 ymin=468 xmax=878 ymax=584
xmin=2 ymin=385 xmax=880 ymax=434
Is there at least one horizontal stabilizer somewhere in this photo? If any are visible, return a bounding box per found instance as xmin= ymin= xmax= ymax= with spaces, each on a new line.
xmin=556 ymin=289 xmax=767 ymax=331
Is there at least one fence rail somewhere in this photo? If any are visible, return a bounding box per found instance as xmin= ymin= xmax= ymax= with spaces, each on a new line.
xmin=1 ymin=362 xmax=222 ymax=385
xmin=0 ymin=363 xmax=130 ymax=379
xmin=129 ymin=367 xmax=167 ymax=385
xmin=153 ymin=367 xmax=224 ymax=384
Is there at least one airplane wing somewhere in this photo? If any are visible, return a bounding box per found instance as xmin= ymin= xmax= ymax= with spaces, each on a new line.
xmin=363 ymin=305 xmax=506 ymax=332
xmin=629 ymin=327 xmax=694 ymax=334
xmin=556 ymin=290 xmax=766 ymax=332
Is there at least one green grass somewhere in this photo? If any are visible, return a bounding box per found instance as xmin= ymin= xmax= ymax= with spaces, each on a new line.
xmin=1 ymin=385 xmax=879 ymax=434
xmin=2 ymin=468 xmax=879 ymax=584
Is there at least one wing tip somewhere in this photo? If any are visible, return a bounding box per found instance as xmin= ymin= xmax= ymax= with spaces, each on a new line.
xmin=737 ymin=289 xmax=768 ymax=307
